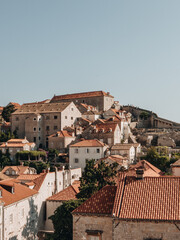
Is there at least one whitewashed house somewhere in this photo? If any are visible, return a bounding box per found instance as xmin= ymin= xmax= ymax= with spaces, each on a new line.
xmin=69 ymin=139 xmax=108 ymax=171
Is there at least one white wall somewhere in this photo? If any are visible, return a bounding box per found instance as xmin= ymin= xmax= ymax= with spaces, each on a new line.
xmin=69 ymin=146 xmax=107 ymax=171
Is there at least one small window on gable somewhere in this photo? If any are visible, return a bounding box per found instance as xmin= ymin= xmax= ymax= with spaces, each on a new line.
xmin=71 ymin=108 xmax=74 ymax=111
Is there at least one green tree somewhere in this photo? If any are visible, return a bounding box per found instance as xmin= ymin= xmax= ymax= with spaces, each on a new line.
xmin=49 ymin=199 xmax=83 ymax=240
xmin=76 ymin=159 xmax=118 ymax=199
xmin=145 ymin=147 xmax=169 ymax=172
xmin=2 ymin=104 xmax=16 ymax=122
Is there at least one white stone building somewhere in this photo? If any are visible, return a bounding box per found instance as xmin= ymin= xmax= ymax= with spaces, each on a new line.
xmin=69 ymin=139 xmax=108 ymax=171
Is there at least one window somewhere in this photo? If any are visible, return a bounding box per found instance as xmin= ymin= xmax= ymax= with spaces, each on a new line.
xmin=16 ymin=117 xmax=19 ymax=121
xmin=86 ymin=230 xmax=102 ymax=240
xmin=15 ymin=126 xmax=19 ymax=131
xmin=39 ymin=137 xmax=41 ymax=140
xmin=6 ymin=170 xmax=9 ymax=175
xmin=87 ymin=148 xmax=89 ymax=153
xmin=33 ymin=117 xmax=36 ymax=121
xmin=71 ymin=108 xmax=74 ymax=111
xmin=71 ymin=117 xmax=73 ymax=120
xmin=33 ymin=127 xmax=36 ymax=132
xmin=54 ymin=126 xmax=58 ymax=130
xmin=74 ymin=149 xmax=78 ymax=153
xmin=74 ymin=158 xmax=79 ymax=163
xmin=46 ymin=116 xmax=50 ymax=120
xmin=54 ymin=115 xmax=58 ymax=119
xmin=39 ymin=128 xmax=41 ymax=131
xmin=65 ymin=116 xmax=67 ymax=119
xmin=96 ymin=148 xmax=100 ymax=153
xmin=33 ymin=137 xmax=36 ymax=143
xmin=46 ymin=126 xmax=50 ymax=131
xmin=12 ymin=170 xmax=15 ymax=175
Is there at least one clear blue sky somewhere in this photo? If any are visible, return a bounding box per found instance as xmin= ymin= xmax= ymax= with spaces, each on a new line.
xmin=0 ymin=0 xmax=180 ymax=122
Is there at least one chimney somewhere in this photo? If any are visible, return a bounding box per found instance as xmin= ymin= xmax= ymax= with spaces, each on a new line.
xmin=136 ymin=169 xmax=144 ymax=180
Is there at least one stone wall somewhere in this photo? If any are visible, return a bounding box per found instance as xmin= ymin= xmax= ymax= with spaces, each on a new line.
xmin=73 ymin=215 xmax=112 ymax=240
xmin=113 ymin=220 xmax=180 ymax=240
xmin=73 ymin=215 xmax=180 ymax=240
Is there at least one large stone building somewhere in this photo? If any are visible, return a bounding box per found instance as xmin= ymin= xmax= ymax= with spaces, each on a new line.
xmin=50 ymin=90 xmax=114 ymax=112
xmin=11 ymin=102 xmax=81 ymax=148
xmin=73 ymin=174 xmax=180 ymax=240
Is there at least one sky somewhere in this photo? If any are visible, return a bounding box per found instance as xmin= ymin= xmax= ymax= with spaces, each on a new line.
xmin=0 ymin=0 xmax=180 ymax=122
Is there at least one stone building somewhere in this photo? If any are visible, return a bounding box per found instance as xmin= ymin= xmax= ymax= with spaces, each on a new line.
xmin=111 ymin=143 xmax=136 ymax=163
xmin=0 ymin=138 xmax=36 ymax=160
xmin=73 ymin=174 xmax=180 ymax=240
xmin=48 ymin=130 xmax=75 ymax=152
xmin=2 ymin=165 xmax=37 ymax=178
xmin=11 ymin=101 xmax=81 ymax=148
xmin=171 ymin=159 xmax=180 ymax=176
xmin=0 ymin=178 xmax=38 ymax=240
xmin=50 ymin=90 xmax=114 ymax=112
xmin=69 ymin=139 xmax=108 ymax=171
xmin=82 ymin=121 xmax=122 ymax=147
xmin=44 ymin=180 xmax=80 ymax=232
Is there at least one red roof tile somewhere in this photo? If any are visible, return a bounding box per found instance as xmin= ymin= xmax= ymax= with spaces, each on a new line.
xmin=51 ymin=91 xmax=114 ymax=102
xmin=48 ymin=130 xmax=73 ymax=138
xmin=47 ymin=181 xmax=80 ymax=201
xmin=73 ymin=186 xmax=117 ymax=215
xmin=0 ymin=179 xmax=38 ymax=206
xmin=113 ymin=176 xmax=180 ymax=221
xmin=70 ymin=139 xmax=105 ymax=147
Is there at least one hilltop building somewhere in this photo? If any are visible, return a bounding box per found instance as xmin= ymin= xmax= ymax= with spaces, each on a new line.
xmin=50 ymin=90 xmax=114 ymax=111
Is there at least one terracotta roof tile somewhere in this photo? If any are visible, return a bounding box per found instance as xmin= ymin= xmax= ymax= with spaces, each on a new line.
xmin=171 ymin=159 xmax=180 ymax=167
xmin=113 ymin=176 xmax=180 ymax=221
xmin=70 ymin=139 xmax=105 ymax=147
xmin=12 ymin=102 xmax=71 ymax=114
xmin=47 ymin=181 xmax=80 ymax=201
xmin=48 ymin=130 xmax=73 ymax=138
xmin=73 ymin=186 xmax=117 ymax=215
xmin=17 ymin=174 xmax=40 ymax=181
xmin=50 ymin=91 xmax=114 ymax=102
xmin=2 ymin=166 xmax=30 ymax=175
xmin=0 ymin=179 xmax=38 ymax=206
xmin=33 ymin=173 xmax=47 ymax=191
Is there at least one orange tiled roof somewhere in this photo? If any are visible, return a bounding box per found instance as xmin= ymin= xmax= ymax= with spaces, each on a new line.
xmin=50 ymin=91 xmax=114 ymax=102
xmin=33 ymin=173 xmax=47 ymax=191
xmin=128 ymin=160 xmax=162 ymax=176
xmin=95 ymin=122 xmax=118 ymax=133
xmin=47 ymin=181 xmax=80 ymax=201
xmin=48 ymin=130 xmax=73 ymax=138
xmin=2 ymin=166 xmax=30 ymax=175
xmin=0 ymin=143 xmax=29 ymax=148
xmin=113 ymin=176 xmax=180 ymax=221
xmin=171 ymin=159 xmax=180 ymax=167
xmin=12 ymin=102 xmax=71 ymax=114
xmin=70 ymin=139 xmax=105 ymax=147
xmin=0 ymin=179 xmax=38 ymax=206
xmin=74 ymin=175 xmax=180 ymax=221
xmin=17 ymin=174 xmax=40 ymax=181
xmin=9 ymin=102 xmax=21 ymax=109
xmin=73 ymin=185 xmax=117 ymax=215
